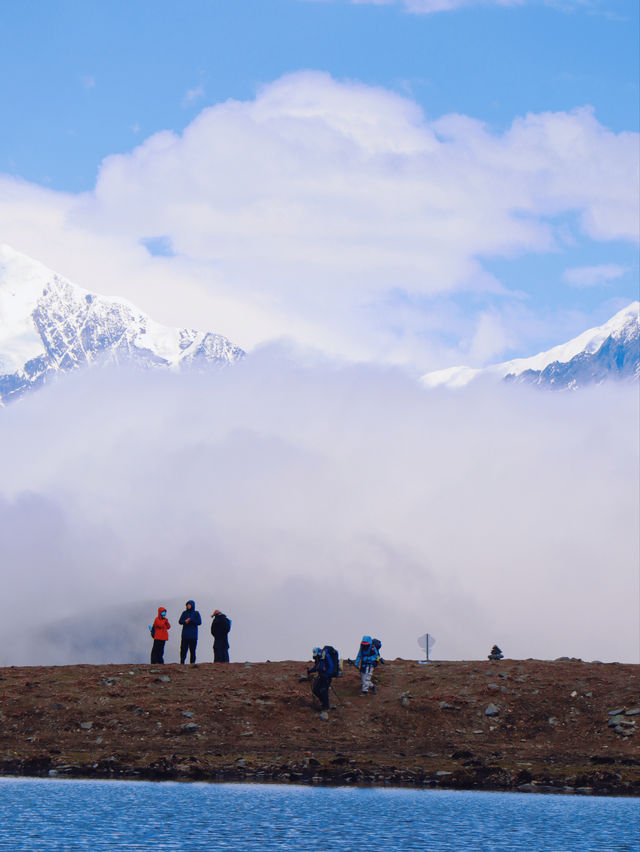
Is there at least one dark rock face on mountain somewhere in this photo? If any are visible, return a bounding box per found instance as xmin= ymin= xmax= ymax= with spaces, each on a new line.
xmin=0 ymin=246 xmax=244 ymax=404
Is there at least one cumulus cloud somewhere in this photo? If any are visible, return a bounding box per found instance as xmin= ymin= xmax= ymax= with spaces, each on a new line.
xmin=563 ymin=263 xmax=626 ymax=288
xmin=0 ymin=73 xmax=637 ymax=369
xmin=0 ymin=354 xmax=637 ymax=666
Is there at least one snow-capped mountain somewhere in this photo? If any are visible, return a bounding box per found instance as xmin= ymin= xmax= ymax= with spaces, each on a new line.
xmin=0 ymin=245 xmax=244 ymax=403
xmin=422 ymin=302 xmax=640 ymax=390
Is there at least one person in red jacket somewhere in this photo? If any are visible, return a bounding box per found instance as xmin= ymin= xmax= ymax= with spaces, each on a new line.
xmin=150 ymin=607 xmax=171 ymax=664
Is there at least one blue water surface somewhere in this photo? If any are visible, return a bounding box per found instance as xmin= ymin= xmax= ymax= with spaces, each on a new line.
xmin=0 ymin=778 xmax=637 ymax=851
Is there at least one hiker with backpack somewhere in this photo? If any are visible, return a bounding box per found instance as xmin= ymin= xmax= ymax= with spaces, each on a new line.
xmin=149 ymin=606 xmax=170 ymax=664
xmin=178 ymin=600 xmax=202 ymax=664
xmin=307 ymin=646 xmax=340 ymax=711
xmin=352 ymin=635 xmax=383 ymax=694
xmin=211 ymin=609 xmax=232 ymax=662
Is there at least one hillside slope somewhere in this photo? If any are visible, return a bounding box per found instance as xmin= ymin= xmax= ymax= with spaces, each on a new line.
xmin=0 ymin=659 xmax=637 ymax=795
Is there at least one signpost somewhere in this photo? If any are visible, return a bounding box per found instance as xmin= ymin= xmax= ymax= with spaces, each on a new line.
xmin=417 ymin=633 xmax=436 ymax=663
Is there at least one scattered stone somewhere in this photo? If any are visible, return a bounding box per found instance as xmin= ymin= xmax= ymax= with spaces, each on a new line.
xmin=487 ymin=683 xmax=500 ymax=693
xmin=570 ymin=691 xmax=578 ymax=698
xmin=180 ymin=723 xmax=199 ymax=734
xmin=608 ymin=715 xmax=625 ymax=727
xmin=79 ymin=722 xmax=93 ymax=730
xmin=401 ymin=693 xmax=410 ymax=707
xmin=608 ymin=708 xmax=625 ymax=716
xmin=95 ymin=737 xmax=103 ymax=744
xmin=625 ymin=708 xmax=640 ymax=716
xmin=439 ymin=701 xmax=460 ymax=711
xmin=182 ymin=712 xmax=195 ymax=718
xmin=157 ymin=675 xmax=171 ymax=683
xmin=548 ymin=717 xmax=559 ymax=726
xmin=319 ymin=711 xmax=329 ymax=721
xmin=484 ymin=704 xmax=500 ymax=717
xmin=436 ymin=771 xmax=452 ymax=777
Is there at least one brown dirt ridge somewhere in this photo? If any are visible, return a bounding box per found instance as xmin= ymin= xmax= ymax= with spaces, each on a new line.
xmin=0 ymin=658 xmax=638 ymax=796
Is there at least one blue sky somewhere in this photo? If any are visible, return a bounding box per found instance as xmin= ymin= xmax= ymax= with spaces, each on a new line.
xmin=0 ymin=0 xmax=638 ymax=368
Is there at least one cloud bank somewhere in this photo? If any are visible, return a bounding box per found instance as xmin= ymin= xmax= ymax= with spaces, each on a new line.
xmin=0 ymin=354 xmax=636 ymax=666
xmin=0 ymin=72 xmax=637 ymax=370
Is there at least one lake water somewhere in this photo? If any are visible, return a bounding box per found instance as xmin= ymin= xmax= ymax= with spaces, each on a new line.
xmin=0 ymin=778 xmax=637 ymax=851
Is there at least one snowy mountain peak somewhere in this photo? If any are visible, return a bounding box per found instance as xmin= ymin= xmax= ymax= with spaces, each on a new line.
xmin=0 ymin=246 xmax=244 ymax=403
xmin=422 ymin=302 xmax=640 ymax=390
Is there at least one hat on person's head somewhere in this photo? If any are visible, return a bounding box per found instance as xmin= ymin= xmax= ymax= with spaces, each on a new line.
xmin=212 ymin=609 xmax=221 ymax=617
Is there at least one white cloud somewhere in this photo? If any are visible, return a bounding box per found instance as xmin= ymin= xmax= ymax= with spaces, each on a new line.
xmin=563 ymin=263 xmax=627 ymax=288
xmin=0 ymin=356 xmax=636 ymax=665
xmin=182 ymin=85 xmax=205 ymax=108
xmin=0 ymin=72 xmax=637 ymax=369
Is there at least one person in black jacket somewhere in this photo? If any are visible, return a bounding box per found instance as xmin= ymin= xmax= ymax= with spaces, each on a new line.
xmin=211 ymin=609 xmax=231 ymax=662
xmin=178 ymin=600 xmax=202 ymax=664
xmin=307 ymin=647 xmax=331 ymax=711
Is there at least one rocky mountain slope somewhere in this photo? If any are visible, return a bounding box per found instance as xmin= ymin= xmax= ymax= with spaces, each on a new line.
xmin=0 ymin=245 xmax=244 ymax=403
xmin=422 ymin=302 xmax=640 ymax=390
xmin=0 ymin=659 xmax=638 ymax=796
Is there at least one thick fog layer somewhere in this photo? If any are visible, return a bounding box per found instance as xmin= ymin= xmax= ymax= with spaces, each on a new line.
xmin=0 ymin=353 xmax=637 ymax=665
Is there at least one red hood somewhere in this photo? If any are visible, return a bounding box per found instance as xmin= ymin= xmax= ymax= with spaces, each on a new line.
xmin=157 ymin=607 xmax=167 ymax=618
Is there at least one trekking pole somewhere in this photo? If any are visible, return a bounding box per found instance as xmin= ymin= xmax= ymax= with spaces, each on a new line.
xmin=330 ymin=681 xmax=342 ymax=705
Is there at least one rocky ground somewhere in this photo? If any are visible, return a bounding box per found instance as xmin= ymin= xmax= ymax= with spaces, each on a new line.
xmin=0 ymin=658 xmax=638 ymax=796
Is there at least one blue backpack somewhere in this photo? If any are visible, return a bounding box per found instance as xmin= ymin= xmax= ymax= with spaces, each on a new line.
xmin=321 ymin=645 xmax=341 ymax=678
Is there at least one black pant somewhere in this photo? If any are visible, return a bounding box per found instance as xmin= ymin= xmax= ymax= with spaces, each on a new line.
xmin=312 ymin=675 xmax=331 ymax=710
xmin=180 ymin=636 xmax=197 ymax=664
xmin=213 ymin=643 xmax=229 ymax=663
xmin=150 ymin=639 xmax=166 ymax=664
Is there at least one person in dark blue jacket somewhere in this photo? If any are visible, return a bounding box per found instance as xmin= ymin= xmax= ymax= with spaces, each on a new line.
xmin=178 ymin=600 xmax=202 ymax=664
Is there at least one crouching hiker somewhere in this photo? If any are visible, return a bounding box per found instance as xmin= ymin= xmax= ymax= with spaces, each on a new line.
xmin=150 ymin=606 xmax=170 ymax=664
xmin=353 ymin=635 xmax=383 ymax=694
xmin=211 ymin=609 xmax=231 ymax=662
xmin=307 ymin=646 xmax=340 ymax=711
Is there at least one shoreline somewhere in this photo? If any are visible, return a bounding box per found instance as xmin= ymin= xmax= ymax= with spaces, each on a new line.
xmin=1 ymin=659 xmax=638 ymax=797
xmin=1 ymin=765 xmax=638 ymax=798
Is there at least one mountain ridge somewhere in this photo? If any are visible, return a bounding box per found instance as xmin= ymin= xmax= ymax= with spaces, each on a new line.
xmin=0 ymin=245 xmax=244 ymax=403
xmin=422 ymin=302 xmax=640 ymax=390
